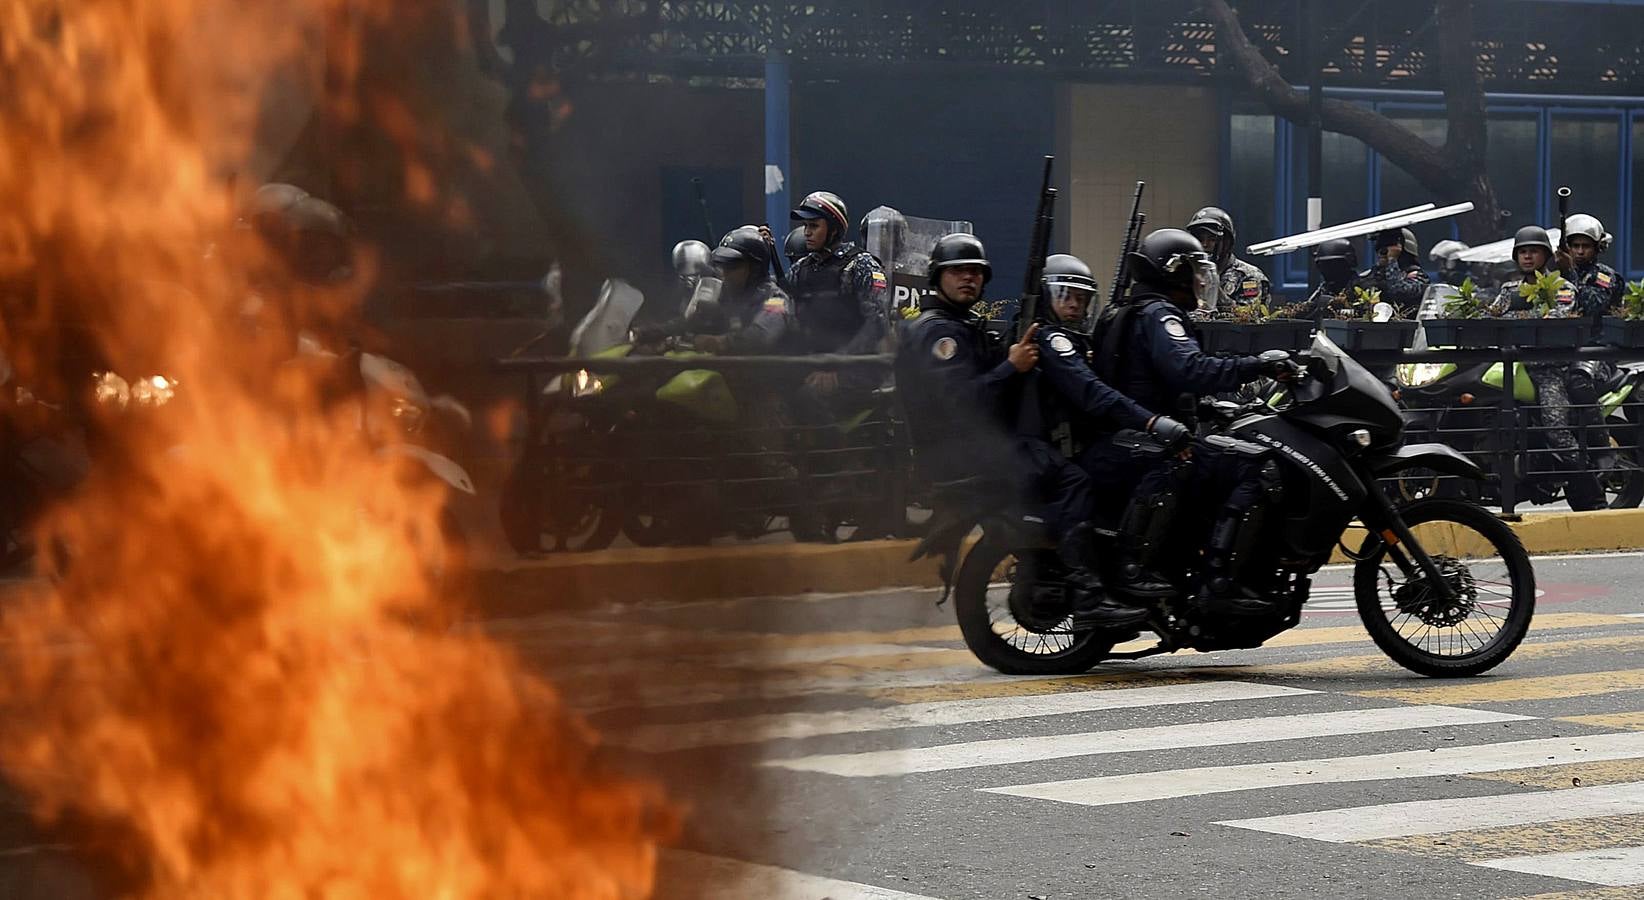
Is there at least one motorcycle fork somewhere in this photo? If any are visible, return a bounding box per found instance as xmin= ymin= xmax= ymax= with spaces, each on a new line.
xmin=1358 ymin=483 xmax=1457 ymax=603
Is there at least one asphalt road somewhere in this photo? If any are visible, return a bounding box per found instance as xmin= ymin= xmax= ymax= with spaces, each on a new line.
xmin=5 ymin=550 xmax=1644 ymax=898
xmin=522 ymin=550 xmax=1644 ymax=900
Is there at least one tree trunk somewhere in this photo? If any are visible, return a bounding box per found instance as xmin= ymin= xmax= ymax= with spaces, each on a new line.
xmin=1203 ymin=0 xmax=1503 ymax=244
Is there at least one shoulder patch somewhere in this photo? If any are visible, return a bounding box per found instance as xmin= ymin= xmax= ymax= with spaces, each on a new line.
xmin=763 ymin=297 xmax=788 ymax=313
xmin=1049 ymin=333 xmax=1075 ymax=355
xmin=1161 ymin=316 xmax=1190 ymax=341
xmin=932 ymin=336 xmax=958 ymax=360
xmin=1597 ymin=271 xmax=1615 ymax=289
xmin=870 ymin=271 xmax=888 ymax=291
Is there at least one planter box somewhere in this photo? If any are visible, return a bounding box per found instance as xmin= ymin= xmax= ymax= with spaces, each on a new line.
xmin=1420 ymin=317 xmax=1589 ymax=349
xmin=1601 ymin=317 xmax=1644 ymax=347
xmin=1196 ymin=319 xmax=1314 ymax=355
xmin=1320 ymin=320 xmax=1419 ymax=352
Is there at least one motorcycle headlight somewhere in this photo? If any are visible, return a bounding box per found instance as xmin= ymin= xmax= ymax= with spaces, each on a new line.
xmin=389 ymin=395 xmax=425 ymax=434
xmin=92 ymin=371 xmax=131 ymax=409
xmin=1397 ymin=363 xmax=1447 ymax=389
xmin=573 ymin=368 xmax=605 ymax=398
xmin=130 ymin=374 xmax=178 ymax=407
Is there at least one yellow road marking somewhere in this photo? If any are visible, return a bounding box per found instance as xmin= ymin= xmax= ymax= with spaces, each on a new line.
xmin=1363 ymin=813 xmax=1644 ymax=862
xmin=1561 ymin=711 xmax=1644 ymax=732
xmin=869 ymin=672 xmax=1217 ymax=705
xmin=1353 ymin=668 xmax=1644 ymax=705
xmin=1468 ymin=759 xmax=1644 ymax=791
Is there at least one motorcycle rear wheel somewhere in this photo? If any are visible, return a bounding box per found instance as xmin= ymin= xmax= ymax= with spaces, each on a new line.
xmin=1353 ymin=498 xmax=1534 ymax=678
xmin=953 ymin=534 xmax=1119 ymax=675
xmin=1602 ymin=410 xmax=1644 ymax=509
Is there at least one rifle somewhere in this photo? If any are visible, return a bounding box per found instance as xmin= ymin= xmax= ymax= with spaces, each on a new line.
xmin=1107 ymin=181 xmax=1147 ymax=309
xmin=1557 ymin=185 xmax=1572 ymax=253
xmin=1016 ymin=155 xmax=1057 ymax=341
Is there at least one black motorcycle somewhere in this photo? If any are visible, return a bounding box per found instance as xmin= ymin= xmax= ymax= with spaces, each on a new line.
xmin=919 ymin=332 xmax=1536 ymax=679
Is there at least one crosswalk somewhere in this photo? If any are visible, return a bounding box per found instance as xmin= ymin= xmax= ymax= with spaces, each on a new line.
xmin=545 ymin=604 xmax=1644 ymax=898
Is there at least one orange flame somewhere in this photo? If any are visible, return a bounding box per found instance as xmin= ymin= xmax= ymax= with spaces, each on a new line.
xmin=0 ymin=0 xmax=666 ymax=896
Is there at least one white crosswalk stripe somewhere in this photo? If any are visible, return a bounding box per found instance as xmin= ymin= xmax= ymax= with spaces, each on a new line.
xmin=984 ymin=732 xmax=1644 ymax=807
xmin=616 ymin=680 xmax=1316 ymax=752
xmin=1218 ymin=780 xmax=1644 ymax=842
xmin=767 ymin=705 xmax=1527 ymax=777
xmin=1474 ymin=845 xmax=1644 ymax=886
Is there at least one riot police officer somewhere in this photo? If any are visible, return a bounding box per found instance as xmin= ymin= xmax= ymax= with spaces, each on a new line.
xmin=897 ymin=235 xmax=1147 ymax=629
xmin=1559 ymin=213 xmax=1623 ymax=315
xmin=1273 ymin=238 xmax=1357 ymax=321
xmin=1359 ymin=227 xmax=1429 ymax=318
xmin=1186 ymin=207 xmax=1270 ymax=319
xmin=635 ymin=226 xmax=797 ymax=354
xmin=788 ymin=191 xmax=890 ymax=357
xmin=1029 ymin=253 xmax=1187 ymax=607
xmin=1090 ymin=229 xmax=1295 ymax=616
xmin=1488 ymin=226 xmax=1562 ymax=317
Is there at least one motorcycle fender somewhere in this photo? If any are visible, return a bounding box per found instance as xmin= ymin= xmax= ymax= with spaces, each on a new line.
xmin=1602 ymin=382 xmax=1635 ymax=419
xmin=1481 ymin=362 xmax=1536 ymax=403
xmin=1369 ymin=442 xmax=1486 ymax=481
xmin=380 ymin=444 xmax=478 ymax=495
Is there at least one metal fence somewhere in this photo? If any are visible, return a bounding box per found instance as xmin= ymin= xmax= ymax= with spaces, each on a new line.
xmin=492 ymin=344 xmax=1644 ymax=554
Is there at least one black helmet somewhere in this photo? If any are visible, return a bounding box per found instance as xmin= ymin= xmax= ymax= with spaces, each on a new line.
xmin=784 ymin=226 xmax=808 ymax=263
xmin=1374 ymin=227 xmax=1419 ymax=265
xmin=1512 ymin=225 xmax=1554 ymax=256
xmin=927 ymin=233 xmax=992 ymax=286
xmin=1312 ymin=237 xmax=1358 ymax=268
xmin=1186 ymin=207 xmax=1237 ymax=262
xmin=1043 ymin=254 xmax=1098 ymax=294
xmin=792 ymin=191 xmax=850 ymax=244
xmin=1127 ymin=228 xmax=1208 ymax=289
xmin=711 ymin=225 xmax=772 ymax=275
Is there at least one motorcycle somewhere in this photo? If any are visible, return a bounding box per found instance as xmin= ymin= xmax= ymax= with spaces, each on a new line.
xmin=919 ymin=331 xmax=1536 ymax=679
xmin=500 ymin=279 xmax=905 ymax=552
xmin=1396 ymin=354 xmax=1644 ymax=510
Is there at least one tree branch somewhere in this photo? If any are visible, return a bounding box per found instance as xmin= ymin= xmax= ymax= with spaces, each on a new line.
xmin=1202 ymin=0 xmax=1454 ymax=192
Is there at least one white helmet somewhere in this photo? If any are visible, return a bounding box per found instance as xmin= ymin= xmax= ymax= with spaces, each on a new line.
xmin=1564 ymin=213 xmax=1606 ymax=248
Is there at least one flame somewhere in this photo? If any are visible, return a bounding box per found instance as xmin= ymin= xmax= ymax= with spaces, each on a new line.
xmin=0 ymin=0 xmax=666 ymax=896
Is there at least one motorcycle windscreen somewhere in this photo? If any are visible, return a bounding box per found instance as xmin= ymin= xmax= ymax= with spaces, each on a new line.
xmin=568 ymin=279 xmax=645 ymax=357
xmin=1288 ymin=331 xmax=1406 ymax=446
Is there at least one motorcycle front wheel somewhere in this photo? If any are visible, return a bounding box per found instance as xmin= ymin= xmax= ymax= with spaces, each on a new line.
xmin=953 ymin=534 xmax=1119 ymax=676
xmin=1354 ymin=498 xmax=1535 ymax=678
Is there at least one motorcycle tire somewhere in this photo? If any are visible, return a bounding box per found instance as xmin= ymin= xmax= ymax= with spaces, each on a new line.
xmin=499 ymin=452 xmax=620 ymax=554
xmin=1353 ymin=498 xmax=1534 ymax=678
xmin=953 ymin=533 xmax=1118 ymax=676
xmin=1604 ymin=410 xmax=1644 ymax=510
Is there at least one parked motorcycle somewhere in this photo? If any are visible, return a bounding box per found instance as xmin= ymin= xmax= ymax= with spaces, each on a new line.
xmin=500 ymin=280 xmax=905 ymax=552
xmin=1395 ymin=356 xmax=1644 ymax=509
xmin=919 ymin=331 xmax=1536 ymax=679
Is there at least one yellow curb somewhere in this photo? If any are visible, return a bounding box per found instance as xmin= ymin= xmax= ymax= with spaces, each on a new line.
xmin=472 ymin=509 xmax=1644 ymax=610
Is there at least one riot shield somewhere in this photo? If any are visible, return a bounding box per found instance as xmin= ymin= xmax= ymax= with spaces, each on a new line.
xmin=863 ymin=205 xmax=974 ymax=324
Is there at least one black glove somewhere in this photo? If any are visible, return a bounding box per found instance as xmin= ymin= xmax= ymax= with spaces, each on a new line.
xmin=1256 ymin=349 xmax=1300 ymax=381
xmin=1148 ymin=415 xmax=1192 ymax=453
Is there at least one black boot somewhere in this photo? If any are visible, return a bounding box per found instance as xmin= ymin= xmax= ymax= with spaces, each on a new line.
xmin=1203 ymin=513 xmax=1276 ymax=617
xmin=1060 ymin=523 xmax=1148 ymax=630
xmin=1114 ymin=493 xmax=1177 ymax=597
xmin=1114 ymin=538 xmax=1175 ymax=598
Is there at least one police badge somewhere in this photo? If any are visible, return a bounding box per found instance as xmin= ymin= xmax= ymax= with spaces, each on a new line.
xmin=932 ymin=336 xmax=958 ymax=360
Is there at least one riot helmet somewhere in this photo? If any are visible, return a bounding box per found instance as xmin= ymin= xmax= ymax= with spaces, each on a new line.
xmin=1313 ymin=237 xmax=1358 ymax=287
xmin=1511 ymin=226 xmax=1554 ymax=274
xmin=672 ymin=240 xmax=714 ymax=281
xmin=792 ymin=191 xmax=850 ymax=246
xmin=1042 ymin=253 xmax=1098 ymax=326
xmin=711 ymin=225 xmax=772 ymax=287
xmin=783 ymin=226 xmax=808 ymax=264
xmin=248 ymin=182 xmax=353 ymax=284
xmin=1185 ymin=206 xmax=1237 ymax=265
xmin=1373 ymin=227 xmax=1419 ymax=269
xmin=928 ymin=233 xmax=991 ymax=306
xmin=1129 ymin=229 xmax=1218 ymax=310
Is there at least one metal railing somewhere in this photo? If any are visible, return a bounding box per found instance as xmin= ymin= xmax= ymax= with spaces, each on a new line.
xmin=493 ymin=345 xmax=1644 ymax=553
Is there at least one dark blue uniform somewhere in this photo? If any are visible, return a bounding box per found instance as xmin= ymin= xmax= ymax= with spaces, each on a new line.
xmin=1569 ymin=260 xmax=1622 ymax=316
xmin=1018 ymin=321 xmax=1160 ymax=536
xmin=894 ymin=296 xmax=1024 ymax=488
xmin=1087 ymin=288 xmax=1265 ymax=522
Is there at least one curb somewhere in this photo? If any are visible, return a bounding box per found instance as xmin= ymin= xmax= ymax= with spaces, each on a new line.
xmin=471 ymin=508 xmax=1644 ymax=611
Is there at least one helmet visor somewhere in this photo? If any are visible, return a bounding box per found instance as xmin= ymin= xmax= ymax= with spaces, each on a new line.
xmin=1048 ymin=284 xmax=1095 ymax=326
xmin=1190 ymin=255 xmax=1220 ymax=313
